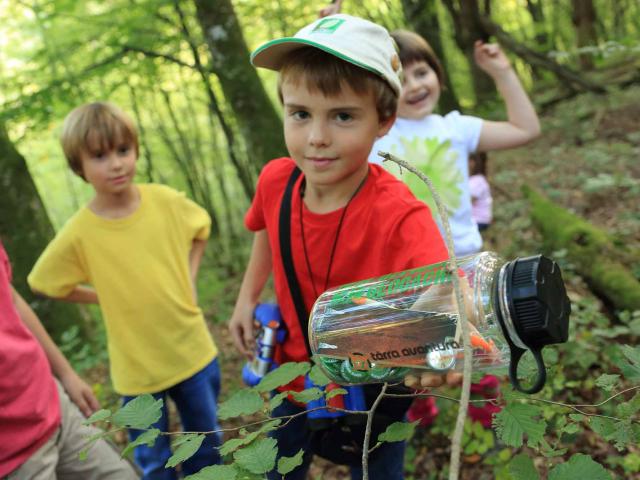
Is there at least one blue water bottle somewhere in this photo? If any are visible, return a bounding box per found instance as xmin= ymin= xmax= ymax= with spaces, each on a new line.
xmin=242 ymin=303 xmax=287 ymax=386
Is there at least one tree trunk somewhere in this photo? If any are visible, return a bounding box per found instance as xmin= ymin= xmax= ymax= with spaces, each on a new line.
xmin=442 ymin=0 xmax=497 ymax=106
xmin=128 ymin=84 xmax=156 ymax=183
xmin=0 ymin=122 xmax=89 ymax=341
xmin=525 ymin=0 xmax=549 ymax=48
xmin=571 ymin=0 xmax=598 ymax=70
xmin=524 ymin=186 xmax=640 ymax=312
xmin=174 ymin=0 xmax=255 ymax=200
xmin=193 ymin=0 xmax=287 ymax=173
xmin=400 ymin=0 xmax=461 ymax=113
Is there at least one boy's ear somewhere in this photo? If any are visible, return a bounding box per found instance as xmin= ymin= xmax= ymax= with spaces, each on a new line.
xmin=377 ymin=113 xmax=396 ymax=138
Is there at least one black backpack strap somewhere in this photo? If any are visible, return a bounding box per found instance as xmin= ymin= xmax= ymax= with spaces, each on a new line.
xmin=278 ymin=166 xmax=312 ymax=356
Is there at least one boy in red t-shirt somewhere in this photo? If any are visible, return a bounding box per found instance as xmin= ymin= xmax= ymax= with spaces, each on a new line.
xmin=229 ymin=14 xmax=453 ymax=479
xmin=0 ymin=241 xmax=138 ymax=479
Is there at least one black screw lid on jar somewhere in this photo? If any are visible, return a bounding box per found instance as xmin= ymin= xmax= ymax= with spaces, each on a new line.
xmin=494 ymin=255 xmax=571 ymax=394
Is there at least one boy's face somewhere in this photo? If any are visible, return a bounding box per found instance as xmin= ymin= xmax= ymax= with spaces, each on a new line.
xmin=282 ymin=77 xmax=393 ymax=191
xmin=80 ymin=144 xmax=137 ymax=196
xmin=397 ymin=60 xmax=441 ymax=120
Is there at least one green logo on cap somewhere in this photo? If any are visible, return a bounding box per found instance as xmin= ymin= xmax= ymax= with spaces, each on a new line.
xmin=313 ymin=18 xmax=345 ymax=33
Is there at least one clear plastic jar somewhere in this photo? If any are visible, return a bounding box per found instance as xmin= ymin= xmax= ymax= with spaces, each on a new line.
xmin=309 ymin=252 xmax=571 ymax=393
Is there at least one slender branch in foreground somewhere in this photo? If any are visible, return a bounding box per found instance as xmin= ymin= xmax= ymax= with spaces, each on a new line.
xmin=379 ymin=151 xmax=471 ymax=480
xmin=384 ymin=385 xmax=640 ymax=423
xmin=361 ymin=383 xmax=388 ymax=480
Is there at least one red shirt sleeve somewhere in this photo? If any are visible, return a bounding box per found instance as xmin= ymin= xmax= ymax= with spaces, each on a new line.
xmin=245 ymin=165 xmax=269 ymax=232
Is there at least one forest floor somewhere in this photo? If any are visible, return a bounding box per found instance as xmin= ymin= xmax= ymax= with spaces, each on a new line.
xmin=86 ymin=76 xmax=640 ymax=479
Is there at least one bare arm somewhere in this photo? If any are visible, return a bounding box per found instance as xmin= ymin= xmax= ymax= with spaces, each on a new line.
xmin=229 ymin=230 xmax=273 ymax=358
xmin=36 ymin=285 xmax=99 ymax=304
xmin=319 ymin=0 xmax=342 ymax=17
xmin=12 ymin=286 xmax=99 ymax=417
xmin=475 ymin=41 xmax=541 ymax=152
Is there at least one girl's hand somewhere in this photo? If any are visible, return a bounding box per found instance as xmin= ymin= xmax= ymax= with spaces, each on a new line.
xmin=318 ymin=0 xmax=342 ymax=18
xmin=474 ymin=41 xmax=512 ymax=77
xmin=60 ymin=371 xmax=100 ymax=417
xmin=405 ymin=370 xmax=463 ymax=388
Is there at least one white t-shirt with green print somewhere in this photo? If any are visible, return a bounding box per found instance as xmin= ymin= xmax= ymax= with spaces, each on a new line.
xmin=370 ymin=111 xmax=483 ymax=256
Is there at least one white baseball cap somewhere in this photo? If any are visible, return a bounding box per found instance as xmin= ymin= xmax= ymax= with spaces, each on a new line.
xmin=250 ymin=14 xmax=402 ymax=96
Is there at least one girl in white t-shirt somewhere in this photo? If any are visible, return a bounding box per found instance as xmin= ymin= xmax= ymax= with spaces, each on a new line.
xmin=370 ymin=30 xmax=539 ymax=256
xmin=369 ymin=30 xmax=540 ymax=426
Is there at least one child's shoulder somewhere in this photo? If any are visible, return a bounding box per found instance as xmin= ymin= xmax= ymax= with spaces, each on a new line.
xmin=368 ymin=164 xmax=427 ymax=213
xmin=138 ymin=183 xmax=180 ymax=199
xmin=138 ymin=183 xmax=194 ymax=209
xmin=256 ymin=157 xmax=297 ymax=190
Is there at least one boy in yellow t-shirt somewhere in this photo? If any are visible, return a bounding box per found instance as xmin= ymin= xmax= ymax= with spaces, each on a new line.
xmin=28 ymin=102 xmax=221 ymax=479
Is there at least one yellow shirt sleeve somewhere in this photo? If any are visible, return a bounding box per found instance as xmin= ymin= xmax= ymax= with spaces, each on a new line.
xmin=175 ymin=191 xmax=212 ymax=241
xmin=28 ymin=220 xmax=88 ymax=298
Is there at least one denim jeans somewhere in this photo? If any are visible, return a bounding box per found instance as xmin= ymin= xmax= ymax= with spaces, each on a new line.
xmin=267 ymin=398 xmax=405 ymax=480
xmin=123 ymin=359 xmax=222 ymax=480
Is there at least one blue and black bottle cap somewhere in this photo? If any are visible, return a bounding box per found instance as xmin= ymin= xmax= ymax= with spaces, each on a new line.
xmin=494 ymin=255 xmax=571 ymax=394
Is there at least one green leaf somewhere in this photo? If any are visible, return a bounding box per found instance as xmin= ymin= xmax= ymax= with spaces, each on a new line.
xmin=594 ymin=374 xmax=619 ymax=392
xmin=290 ymin=388 xmax=323 ymax=403
xmin=620 ymin=345 xmax=640 ymax=381
xmin=122 ymin=429 xmax=161 ymax=458
xmin=83 ymin=408 xmax=111 ymax=425
xmin=508 ymin=452 xmax=542 ymax=478
xmin=492 ymin=404 xmax=546 ymax=448
xmin=233 ymin=438 xmax=277 ymax=474
xmin=589 ymin=417 xmax=616 ymax=438
xmin=377 ymin=420 xmax=419 ymax=443
xmin=234 ymin=471 xmax=264 ymax=480
xmin=218 ymin=389 xmax=265 ymax=420
xmin=308 ymin=362 xmax=331 ymax=387
xmin=617 ymin=393 xmax=640 ymax=417
xmin=79 ymin=430 xmax=112 ymax=460
xmin=268 ymin=391 xmax=290 ymax=412
xmin=219 ymin=420 xmax=281 ymax=456
xmin=112 ymin=395 xmax=163 ymax=429
xmin=628 ymin=317 xmax=640 ymax=336
xmin=277 ymin=449 xmax=304 ymax=475
xmin=257 ymin=419 xmax=282 ymax=434
xmin=165 ymin=434 xmax=205 ymax=468
xmin=608 ymin=421 xmax=637 ymax=451
xmin=325 ymin=388 xmax=348 ymax=400
xmin=184 ymin=465 xmax=238 ymax=480
xmin=548 ymin=454 xmax=611 ymax=480
xmin=255 ymin=362 xmax=310 ymax=393
xmin=562 ymin=423 xmax=580 ymax=435
xmin=220 ymin=435 xmax=258 ymax=457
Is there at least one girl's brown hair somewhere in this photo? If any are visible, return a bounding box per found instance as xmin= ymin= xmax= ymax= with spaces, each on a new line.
xmin=391 ymin=30 xmax=445 ymax=87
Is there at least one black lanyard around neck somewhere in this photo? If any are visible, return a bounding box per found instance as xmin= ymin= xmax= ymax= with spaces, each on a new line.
xmin=279 ymin=166 xmax=367 ymax=355
xmin=298 ymin=174 xmax=367 ymax=299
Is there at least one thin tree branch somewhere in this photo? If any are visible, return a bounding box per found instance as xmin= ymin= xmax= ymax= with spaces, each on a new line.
xmin=378 ymin=151 xmax=472 ymax=480
xmin=362 ymin=383 xmax=388 ymax=480
xmin=121 ymin=45 xmax=197 ymax=70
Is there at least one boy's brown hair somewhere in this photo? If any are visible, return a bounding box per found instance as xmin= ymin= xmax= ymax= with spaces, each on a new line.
xmin=277 ymin=47 xmax=397 ymax=123
xmin=391 ymin=30 xmax=445 ymax=87
xmin=61 ymin=102 xmax=138 ymax=180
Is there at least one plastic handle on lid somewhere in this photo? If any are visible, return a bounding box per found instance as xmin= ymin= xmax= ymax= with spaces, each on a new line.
xmin=508 ymin=345 xmax=546 ymax=394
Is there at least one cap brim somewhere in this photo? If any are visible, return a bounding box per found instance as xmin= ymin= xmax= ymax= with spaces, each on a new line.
xmin=251 ymin=37 xmax=381 ymax=78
